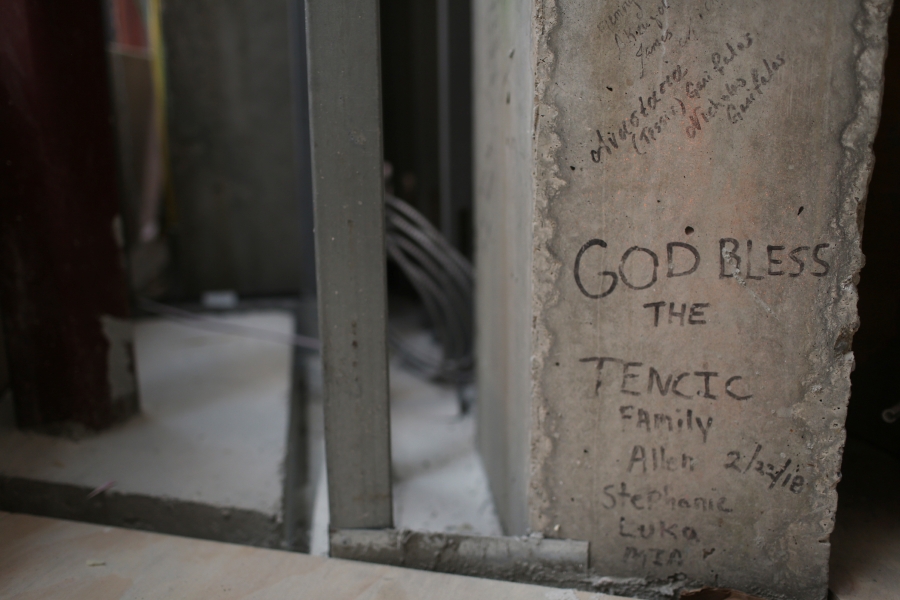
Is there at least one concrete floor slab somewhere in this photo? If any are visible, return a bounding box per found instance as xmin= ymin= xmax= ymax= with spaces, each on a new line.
xmin=389 ymin=365 xmax=502 ymax=536
xmin=0 ymin=311 xmax=294 ymax=547
xmin=0 ymin=308 xmax=500 ymax=553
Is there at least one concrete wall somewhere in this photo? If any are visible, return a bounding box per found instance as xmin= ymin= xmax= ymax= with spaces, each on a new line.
xmin=162 ymin=0 xmax=301 ymax=298
xmin=475 ymin=1 xmax=890 ymax=597
xmin=474 ymin=0 xmax=535 ymax=536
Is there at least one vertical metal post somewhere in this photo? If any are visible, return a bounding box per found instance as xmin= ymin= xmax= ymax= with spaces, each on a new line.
xmin=304 ymin=0 xmax=393 ymax=529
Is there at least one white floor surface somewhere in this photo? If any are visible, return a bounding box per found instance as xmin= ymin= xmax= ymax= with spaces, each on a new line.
xmin=308 ymin=356 xmax=502 ymax=555
xmin=0 ymin=311 xmax=293 ymax=516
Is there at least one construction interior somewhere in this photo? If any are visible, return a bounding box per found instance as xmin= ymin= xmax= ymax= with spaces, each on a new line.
xmin=0 ymin=1 xmax=898 ymax=599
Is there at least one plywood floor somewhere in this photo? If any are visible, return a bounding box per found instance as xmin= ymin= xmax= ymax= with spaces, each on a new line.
xmin=0 ymin=511 xmax=621 ymax=600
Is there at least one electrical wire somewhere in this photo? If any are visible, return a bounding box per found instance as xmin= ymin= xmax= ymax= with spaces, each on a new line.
xmin=137 ymin=195 xmax=473 ymax=386
xmin=385 ymin=194 xmax=474 ymax=385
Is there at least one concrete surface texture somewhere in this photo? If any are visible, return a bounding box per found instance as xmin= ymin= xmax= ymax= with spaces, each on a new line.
xmin=0 ymin=311 xmax=293 ymax=547
xmin=475 ymin=1 xmax=891 ymax=598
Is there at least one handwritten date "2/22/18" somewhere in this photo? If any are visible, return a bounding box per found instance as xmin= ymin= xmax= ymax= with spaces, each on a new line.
xmin=725 ymin=443 xmax=806 ymax=494
xmin=573 ymin=238 xmax=832 ymax=300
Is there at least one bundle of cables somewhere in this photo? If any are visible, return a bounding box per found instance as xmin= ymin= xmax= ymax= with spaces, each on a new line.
xmin=384 ymin=194 xmax=474 ymax=387
xmin=138 ymin=194 xmax=475 ymax=404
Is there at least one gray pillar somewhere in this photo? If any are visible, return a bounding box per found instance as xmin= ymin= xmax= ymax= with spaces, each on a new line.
xmin=305 ymin=0 xmax=393 ymax=530
xmin=474 ymin=1 xmax=891 ymax=598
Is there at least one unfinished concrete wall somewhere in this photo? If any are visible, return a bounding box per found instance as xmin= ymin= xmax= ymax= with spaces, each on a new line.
xmin=474 ymin=0 xmax=536 ymax=536
xmin=162 ymin=0 xmax=300 ymax=297
xmin=475 ymin=1 xmax=891 ymax=598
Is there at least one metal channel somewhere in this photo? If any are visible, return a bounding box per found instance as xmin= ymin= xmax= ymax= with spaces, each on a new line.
xmin=304 ymin=0 xmax=393 ymax=529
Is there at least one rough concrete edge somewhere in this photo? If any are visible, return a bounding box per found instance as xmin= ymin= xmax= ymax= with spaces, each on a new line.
xmin=100 ymin=315 xmax=139 ymax=417
xmin=813 ymin=0 xmax=893 ymax=593
xmin=822 ymin=0 xmax=893 ymax=553
xmin=0 ymin=475 xmax=284 ymax=549
xmin=330 ymin=528 xmax=589 ymax=587
xmin=528 ymin=0 xmax=566 ymax=538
